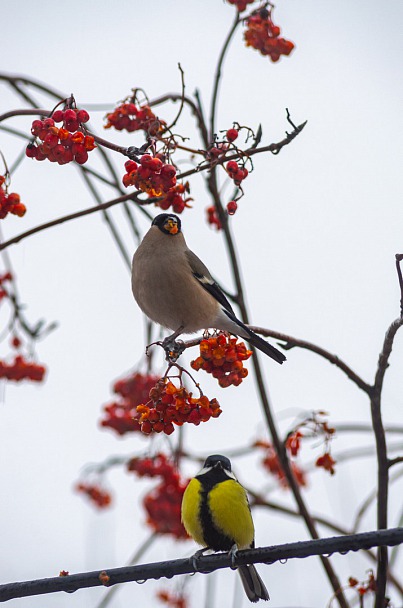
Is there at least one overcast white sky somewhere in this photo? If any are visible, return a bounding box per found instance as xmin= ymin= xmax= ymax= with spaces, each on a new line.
xmin=1 ymin=1 xmax=403 ymax=607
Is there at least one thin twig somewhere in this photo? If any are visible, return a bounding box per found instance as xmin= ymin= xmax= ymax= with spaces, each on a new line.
xmin=209 ymin=12 xmax=242 ymax=141
xmin=395 ymin=254 xmax=403 ymax=317
xmin=165 ymin=64 xmax=186 ymax=132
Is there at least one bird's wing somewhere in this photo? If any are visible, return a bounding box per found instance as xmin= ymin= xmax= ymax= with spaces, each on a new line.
xmin=185 ymin=249 xmax=235 ymax=315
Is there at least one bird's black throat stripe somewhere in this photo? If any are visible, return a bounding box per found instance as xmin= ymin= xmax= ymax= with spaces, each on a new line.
xmin=196 ymin=468 xmax=234 ymax=551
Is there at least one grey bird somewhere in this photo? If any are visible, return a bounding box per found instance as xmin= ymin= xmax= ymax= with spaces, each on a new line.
xmin=131 ymin=213 xmax=286 ymax=364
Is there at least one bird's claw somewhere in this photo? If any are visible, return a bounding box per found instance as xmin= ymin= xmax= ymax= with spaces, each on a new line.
xmin=190 ymin=548 xmax=209 ymax=573
xmin=229 ymin=544 xmax=238 ymax=570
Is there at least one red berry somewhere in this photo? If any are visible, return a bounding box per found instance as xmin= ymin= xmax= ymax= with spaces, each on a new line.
xmin=226 ymin=128 xmax=239 ymax=142
xmin=63 ymin=109 xmax=76 ymax=122
xmin=74 ymin=149 xmax=89 ymax=165
xmin=25 ymin=144 xmax=37 ymax=158
xmin=160 ymin=164 xmax=176 ymax=179
xmin=77 ymin=109 xmax=90 ymax=123
xmin=148 ymin=158 xmax=163 ymax=172
xmin=52 ymin=110 xmax=64 ymax=123
xmin=227 ymin=200 xmax=238 ymax=215
xmin=10 ymin=203 xmax=26 ymax=217
xmin=140 ymin=154 xmax=153 ymax=168
xmin=226 ymin=160 xmax=239 ymax=174
xmin=124 ymin=160 xmax=138 ymax=172
xmin=43 ymin=118 xmax=55 ymax=129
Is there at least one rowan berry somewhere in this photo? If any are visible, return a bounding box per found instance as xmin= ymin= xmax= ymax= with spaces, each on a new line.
xmin=316 ymin=452 xmax=336 ymax=475
xmin=135 ymin=378 xmax=221 ymax=436
xmin=244 ymin=10 xmax=295 ymax=62
xmin=206 ymin=205 xmax=222 ymax=230
xmin=127 ymin=453 xmax=190 ymax=539
xmin=104 ymin=102 xmax=166 ymax=134
xmin=0 ymin=354 xmax=46 ymax=382
xmin=226 ymin=128 xmax=239 ymax=142
xmin=27 ymin=106 xmax=95 ymax=166
xmin=191 ymin=332 xmax=252 ymax=388
xmin=226 ymin=0 xmax=254 ymax=11
xmin=227 ymin=200 xmax=238 ymax=215
xmin=75 ymin=482 xmax=112 ymax=509
xmin=100 ymin=372 xmax=160 ymax=436
xmin=226 ymin=160 xmax=239 ymax=174
xmin=0 ymin=179 xmax=27 ymax=220
xmin=261 ymin=443 xmax=307 ymax=488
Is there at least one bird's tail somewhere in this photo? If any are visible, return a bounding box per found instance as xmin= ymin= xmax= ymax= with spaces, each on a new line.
xmin=222 ymin=309 xmax=286 ymax=364
xmin=238 ymin=564 xmax=270 ymax=603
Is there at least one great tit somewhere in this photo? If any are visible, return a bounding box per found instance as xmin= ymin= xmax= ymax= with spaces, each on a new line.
xmin=181 ymin=454 xmax=270 ymax=603
xmin=131 ymin=213 xmax=286 ymax=364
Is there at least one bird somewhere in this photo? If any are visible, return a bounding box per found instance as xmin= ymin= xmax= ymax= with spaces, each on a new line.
xmin=181 ymin=454 xmax=270 ymax=603
xmin=131 ymin=213 xmax=286 ymax=364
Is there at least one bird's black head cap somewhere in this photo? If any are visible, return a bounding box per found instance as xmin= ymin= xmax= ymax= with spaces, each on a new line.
xmin=203 ymin=454 xmax=232 ymax=472
xmin=152 ymin=213 xmax=182 ymax=236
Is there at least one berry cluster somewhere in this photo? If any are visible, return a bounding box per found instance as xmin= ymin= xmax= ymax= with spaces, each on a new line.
xmin=0 ymin=354 xmax=46 ymax=382
xmin=226 ymin=0 xmax=254 ymax=12
xmin=136 ymin=378 xmax=221 ymax=436
xmin=26 ymin=109 xmax=95 ymax=165
xmin=157 ymin=183 xmax=192 ymax=214
xmin=285 ymin=412 xmax=336 ymax=475
xmin=105 ymin=103 xmax=166 ymax=135
xmin=157 ymin=590 xmax=188 ymax=608
xmin=348 ymin=572 xmax=377 ymax=597
xmin=226 ymin=160 xmax=249 ymax=186
xmin=255 ymin=440 xmax=307 ymax=488
xmin=0 ymin=177 xmax=26 ymax=220
xmin=205 ymin=142 xmax=229 ymax=164
xmin=100 ymin=372 xmax=160 ymax=436
xmin=123 ymin=155 xmax=177 ymax=196
xmin=206 ymin=206 xmax=222 ymax=230
xmin=127 ymin=453 xmax=178 ymax=480
xmin=127 ymin=453 xmax=189 ymax=539
xmin=191 ymin=332 xmax=252 ymax=388
xmin=244 ymin=9 xmax=295 ymax=62
xmin=75 ymin=482 xmax=112 ymax=509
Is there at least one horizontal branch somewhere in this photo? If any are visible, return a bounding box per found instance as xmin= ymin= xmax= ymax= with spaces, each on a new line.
xmin=0 ymin=192 xmax=157 ymax=251
xmin=1 ymin=528 xmax=402 ymax=602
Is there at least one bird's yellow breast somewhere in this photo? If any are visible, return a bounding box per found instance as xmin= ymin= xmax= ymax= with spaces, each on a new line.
xmin=208 ymin=479 xmax=255 ymax=549
xmin=181 ymin=478 xmax=206 ymax=545
xmin=181 ymin=477 xmax=255 ymax=550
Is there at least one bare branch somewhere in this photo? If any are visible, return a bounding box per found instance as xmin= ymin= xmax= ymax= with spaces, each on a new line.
xmin=0 ymin=193 xmax=152 ymax=252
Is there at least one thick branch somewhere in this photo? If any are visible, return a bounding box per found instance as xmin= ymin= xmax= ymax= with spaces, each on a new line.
xmin=371 ymin=316 xmax=403 ymax=607
xmin=0 ymin=529 xmax=402 ymax=603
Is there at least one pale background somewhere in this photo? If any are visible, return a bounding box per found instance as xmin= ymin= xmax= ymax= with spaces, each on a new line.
xmin=1 ymin=1 xmax=403 ymax=607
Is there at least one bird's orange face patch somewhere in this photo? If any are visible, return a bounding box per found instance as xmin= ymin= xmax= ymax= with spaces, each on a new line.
xmin=164 ymin=218 xmax=179 ymax=235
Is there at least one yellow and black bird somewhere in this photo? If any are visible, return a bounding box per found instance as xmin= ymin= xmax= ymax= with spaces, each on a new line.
xmin=181 ymin=454 xmax=269 ymax=603
xmin=131 ymin=213 xmax=286 ymax=364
